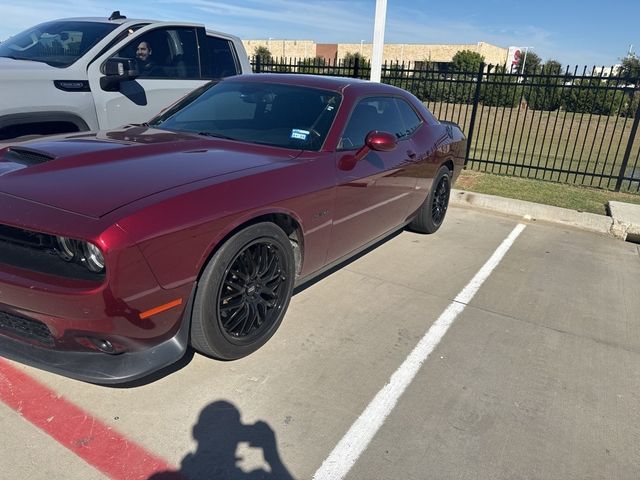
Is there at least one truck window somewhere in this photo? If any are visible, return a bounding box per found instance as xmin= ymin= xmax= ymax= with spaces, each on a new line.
xmin=110 ymin=27 xmax=201 ymax=79
xmin=0 ymin=21 xmax=118 ymax=68
xmin=200 ymin=36 xmax=240 ymax=79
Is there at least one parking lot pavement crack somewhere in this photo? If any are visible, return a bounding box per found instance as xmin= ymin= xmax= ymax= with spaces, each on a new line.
xmin=463 ymin=303 xmax=640 ymax=357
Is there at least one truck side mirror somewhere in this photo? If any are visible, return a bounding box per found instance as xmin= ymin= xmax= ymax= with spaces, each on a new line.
xmin=100 ymin=57 xmax=140 ymax=91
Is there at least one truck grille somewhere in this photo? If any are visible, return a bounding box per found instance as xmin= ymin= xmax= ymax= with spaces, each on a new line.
xmin=0 ymin=310 xmax=54 ymax=346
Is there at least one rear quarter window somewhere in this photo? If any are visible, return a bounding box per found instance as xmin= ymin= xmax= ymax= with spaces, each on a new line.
xmin=395 ymin=98 xmax=424 ymax=137
xmin=201 ymin=37 xmax=240 ymax=79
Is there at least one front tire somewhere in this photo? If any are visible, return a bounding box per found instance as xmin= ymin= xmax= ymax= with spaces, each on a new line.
xmin=409 ymin=165 xmax=452 ymax=234
xmin=190 ymin=222 xmax=295 ymax=360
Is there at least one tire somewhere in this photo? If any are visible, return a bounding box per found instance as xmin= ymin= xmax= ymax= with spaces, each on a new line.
xmin=190 ymin=222 xmax=295 ymax=360
xmin=409 ymin=165 xmax=452 ymax=234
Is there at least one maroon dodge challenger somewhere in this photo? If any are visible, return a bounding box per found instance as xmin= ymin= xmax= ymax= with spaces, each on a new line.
xmin=0 ymin=74 xmax=465 ymax=384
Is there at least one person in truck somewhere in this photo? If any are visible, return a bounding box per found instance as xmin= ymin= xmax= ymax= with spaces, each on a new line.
xmin=135 ymin=40 xmax=162 ymax=76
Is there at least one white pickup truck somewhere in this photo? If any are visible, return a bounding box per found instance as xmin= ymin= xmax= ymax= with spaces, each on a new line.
xmin=0 ymin=11 xmax=252 ymax=140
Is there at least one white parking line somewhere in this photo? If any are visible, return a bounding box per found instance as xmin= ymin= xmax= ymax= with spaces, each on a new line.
xmin=313 ymin=222 xmax=527 ymax=480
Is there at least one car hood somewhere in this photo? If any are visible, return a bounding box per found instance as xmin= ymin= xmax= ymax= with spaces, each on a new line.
xmin=0 ymin=56 xmax=66 ymax=75
xmin=0 ymin=127 xmax=301 ymax=218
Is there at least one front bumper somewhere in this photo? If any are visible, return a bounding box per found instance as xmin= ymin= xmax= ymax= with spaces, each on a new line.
xmin=0 ymin=287 xmax=194 ymax=384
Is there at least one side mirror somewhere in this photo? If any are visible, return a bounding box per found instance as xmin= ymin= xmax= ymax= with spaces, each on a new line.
xmin=365 ymin=131 xmax=398 ymax=152
xmin=339 ymin=130 xmax=398 ymax=170
xmin=100 ymin=57 xmax=139 ymax=91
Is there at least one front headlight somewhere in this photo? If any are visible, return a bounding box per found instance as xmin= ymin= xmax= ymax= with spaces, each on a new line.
xmin=81 ymin=242 xmax=105 ymax=273
xmin=0 ymin=224 xmax=106 ymax=281
xmin=55 ymin=236 xmax=76 ymax=261
xmin=54 ymin=236 xmax=105 ymax=274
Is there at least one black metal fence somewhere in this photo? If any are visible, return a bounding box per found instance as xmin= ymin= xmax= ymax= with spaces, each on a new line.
xmin=251 ymin=56 xmax=640 ymax=193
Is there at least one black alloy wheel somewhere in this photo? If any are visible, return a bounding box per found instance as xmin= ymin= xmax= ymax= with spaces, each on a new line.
xmin=190 ymin=223 xmax=295 ymax=360
xmin=218 ymin=241 xmax=288 ymax=343
xmin=431 ymin=174 xmax=450 ymax=227
xmin=408 ymin=165 xmax=452 ymax=234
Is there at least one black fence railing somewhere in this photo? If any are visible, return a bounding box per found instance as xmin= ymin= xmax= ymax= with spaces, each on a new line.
xmin=250 ymin=56 xmax=640 ymax=193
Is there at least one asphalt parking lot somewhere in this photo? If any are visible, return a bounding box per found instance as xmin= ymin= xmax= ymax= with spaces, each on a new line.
xmin=1 ymin=205 xmax=639 ymax=480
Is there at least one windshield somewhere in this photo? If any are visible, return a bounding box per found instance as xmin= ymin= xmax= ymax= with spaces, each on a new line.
xmin=150 ymin=81 xmax=343 ymax=151
xmin=0 ymin=21 xmax=118 ymax=67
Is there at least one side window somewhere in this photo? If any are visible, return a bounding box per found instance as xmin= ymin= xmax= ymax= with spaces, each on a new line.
xmin=339 ymin=97 xmax=404 ymax=150
xmin=201 ymin=36 xmax=239 ymax=79
xmin=111 ymin=27 xmax=200 ymax=79
xmin=93 ymin=23 xmax=148 ymax=62
xmin=394 ymin=98 xmax=424 ymax=138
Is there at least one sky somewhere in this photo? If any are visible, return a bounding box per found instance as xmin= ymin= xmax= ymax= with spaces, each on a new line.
xmin=1 ymin=0 xmax=638 ymax=67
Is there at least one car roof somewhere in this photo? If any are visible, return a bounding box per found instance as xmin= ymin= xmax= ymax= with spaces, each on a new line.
xmin=224 ymin=74 xmax=407 ymax=95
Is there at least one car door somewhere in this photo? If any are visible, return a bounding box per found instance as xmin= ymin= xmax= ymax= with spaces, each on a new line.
xmin=327 ymin=96 xmax=418 ymax=263
xmin=87 ymin=23 xmax=210 ymax=130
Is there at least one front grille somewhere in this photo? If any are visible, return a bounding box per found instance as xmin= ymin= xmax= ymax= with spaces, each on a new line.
xmin=5 ymin=148 xmax=55 ymax=166
xmin=0 ymin=310 xmax=55 ymax=346
xmin=0 ymin=225 xmax=49 ymax=248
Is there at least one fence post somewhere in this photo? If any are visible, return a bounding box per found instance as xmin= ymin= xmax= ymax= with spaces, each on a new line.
xmin=353 ymin=57 xmax=360 ymax=79
xmin=615 ymin=94 xmax=640 ymax=191
xmin=464 ymin=62 xmax=485 ymax=166
xmin=255 ymin=55 xmax=261 ymax=73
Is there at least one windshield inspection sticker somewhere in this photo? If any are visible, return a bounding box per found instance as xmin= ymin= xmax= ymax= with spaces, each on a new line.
xmin=290 ymin=129 xmax=310 ymax=140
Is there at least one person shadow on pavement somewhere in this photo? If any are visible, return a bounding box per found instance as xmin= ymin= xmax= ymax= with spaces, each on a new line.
xmin=148 ymin=400 xmax=295 ymax=480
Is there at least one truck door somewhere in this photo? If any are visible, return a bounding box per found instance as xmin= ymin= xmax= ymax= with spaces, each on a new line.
xmin=87 ymin=23 xmax=209 ymax=130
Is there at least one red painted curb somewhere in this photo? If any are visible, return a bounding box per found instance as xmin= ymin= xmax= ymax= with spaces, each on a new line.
xmin=0 ymin=358 xmax=177 ymax=479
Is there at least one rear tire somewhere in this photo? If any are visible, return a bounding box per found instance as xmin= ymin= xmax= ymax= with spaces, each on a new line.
xmin=409 ymin=165 xmax=451 ymax=234
xmin=190 ymin=222 xmax=295 ymax=360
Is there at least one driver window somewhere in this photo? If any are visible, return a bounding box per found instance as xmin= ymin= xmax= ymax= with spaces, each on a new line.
xmin=111 ymin=27 xmax=200 ymax=79
xmin=339 ymin=97 xmax=402 ymax=150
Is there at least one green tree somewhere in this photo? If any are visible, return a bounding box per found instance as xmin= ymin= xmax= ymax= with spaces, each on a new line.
xmin=525 ymin=59 xmax=564 ymax=111
xmin=254 ymin=45 xmax=272 ymax=61
xmin=342 ymin=51 xmax=367 ymax=64
xmin=341 ymin=51 xmax=368 ymax=78
xmin=517 ymin=50 xmax=542 ymax=75
xmin=561 ymin=77 xmax=626 ymax=115
xmin=543 ymin=59 xmax=563 ymax=75
xmin=253 ymin=45 xmax=292 ymax=72
xmin=620 ymin=55 xmax=640 ymax=84
xmin=480 ymin=64 xmax=522 ymax=108
xmin=440 ymin=51 xmax=485 ymax=105
xmin=451 ymin=50 xmax=484 ymax=72
xmin=408 ymin=60 xmax=445 ymax=102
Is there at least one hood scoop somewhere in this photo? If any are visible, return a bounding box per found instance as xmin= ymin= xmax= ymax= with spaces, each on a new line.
xmin=5 ymin=148 xmax=56 ymax=166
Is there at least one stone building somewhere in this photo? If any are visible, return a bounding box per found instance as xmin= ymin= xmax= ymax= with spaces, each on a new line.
xmin=242 ymin=40 xmax=508 ymax=66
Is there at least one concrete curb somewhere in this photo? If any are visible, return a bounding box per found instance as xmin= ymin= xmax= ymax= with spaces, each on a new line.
xmin=609 ymin=201 xmax=640 ymax=242
xmin=451 ymin=189 xmax=615 ymax=236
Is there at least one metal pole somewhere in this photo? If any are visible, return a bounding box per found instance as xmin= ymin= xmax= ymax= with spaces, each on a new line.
xmin=520 ymin=46 xmax=533 ymax=75
xmin=464 ymin=62 xmax=486 ymax=166
xmin=615 ymin=98 xmax=640 ymax=191
xmin=370 ymin=0 xmax=387 ymax=83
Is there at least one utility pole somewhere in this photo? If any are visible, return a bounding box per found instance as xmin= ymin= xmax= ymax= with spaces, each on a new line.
xmin=370 ymin=0 xmax=387 ymax=82
xmin=521 ymin=46 xmax=533 ymax=75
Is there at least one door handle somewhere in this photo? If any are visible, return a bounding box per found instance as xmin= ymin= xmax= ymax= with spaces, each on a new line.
xmin=407 ymin=150 xmax=417 ymax=159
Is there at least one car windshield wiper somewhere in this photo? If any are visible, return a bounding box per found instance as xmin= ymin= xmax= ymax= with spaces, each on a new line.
xmin=197 ymin=131 xmax=237 ymax=141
